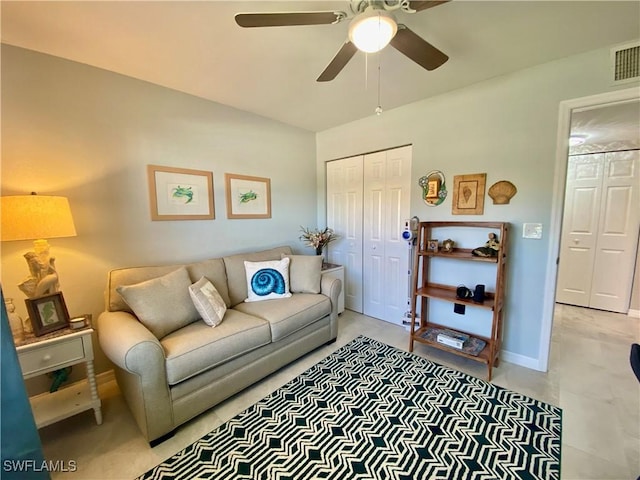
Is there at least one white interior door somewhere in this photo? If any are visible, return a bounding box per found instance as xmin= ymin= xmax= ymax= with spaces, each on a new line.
xmin=363 ymin=146 xmax=412 ymax=324
xmin=326 ymin=155 xmax=364 ymax=312
xmin=556 ymin=154 xmax=604 ymax=306
xmin=363 ymin=151 xmax=386 ymax=320
xmin=590 ymin=150 xmax=640 ymax=312
xmin=557 ymin=150 xmax=640 ymax=313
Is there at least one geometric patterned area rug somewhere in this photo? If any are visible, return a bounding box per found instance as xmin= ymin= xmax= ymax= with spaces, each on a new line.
xmin=139 ymin=336 xmax=562 ymax=480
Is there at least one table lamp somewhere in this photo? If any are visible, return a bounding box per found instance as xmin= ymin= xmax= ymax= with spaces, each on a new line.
xmin=1 ymin=193 xmax=77 ymax=298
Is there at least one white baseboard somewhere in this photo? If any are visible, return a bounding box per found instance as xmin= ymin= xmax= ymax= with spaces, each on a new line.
xmin=628 ymin=309 xmax=640 ymax=318
xmin=500 ymin=349 xmax=544 ymax=372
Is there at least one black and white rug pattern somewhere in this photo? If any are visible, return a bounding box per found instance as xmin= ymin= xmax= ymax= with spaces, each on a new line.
xmin=140 ymin=336 xmax=561 ymax=480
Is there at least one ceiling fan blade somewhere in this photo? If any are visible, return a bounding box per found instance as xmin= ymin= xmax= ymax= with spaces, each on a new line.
xmin=235 ymin=11 xmax=346 ymax=28
xmin=390 ymin=25 xmax=448 ymax=71
xmin=317 ymin=41 xmax=358 ymax=82
xmin=408 ymin=1 xmax=451 ymax=12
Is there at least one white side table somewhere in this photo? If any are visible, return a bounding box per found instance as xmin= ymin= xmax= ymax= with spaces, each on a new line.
xmin=16 ymin=327 xmax=102 ymax=428
xmin=321 ymin=263 xmax=345 ymax=314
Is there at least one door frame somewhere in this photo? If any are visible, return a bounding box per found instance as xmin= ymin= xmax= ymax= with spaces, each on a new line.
xmin=539 ymin=86 xmax=640 ymax=372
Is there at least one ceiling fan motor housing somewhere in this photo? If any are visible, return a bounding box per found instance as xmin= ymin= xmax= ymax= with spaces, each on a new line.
xmin=348 ymin=8 xmax=398 ymax=53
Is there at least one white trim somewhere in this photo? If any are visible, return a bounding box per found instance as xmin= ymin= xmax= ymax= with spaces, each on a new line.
xmin=501 ymin=349 xmax=542 ymax=371
xmin=628 ymin=309 xmax=640 ymax=319
xmin=540 ymin=86 xmax=640 ymax=373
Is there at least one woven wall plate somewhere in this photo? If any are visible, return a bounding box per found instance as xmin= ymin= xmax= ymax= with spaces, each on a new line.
xmin=488 ymin=180 xmax=517 ymax=204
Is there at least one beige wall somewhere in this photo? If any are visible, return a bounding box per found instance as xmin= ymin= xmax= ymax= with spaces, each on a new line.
xmin=316 ymin=43 xmax=640 ymax=368
xmin=1 ymin=45 xmax=318 ymax=390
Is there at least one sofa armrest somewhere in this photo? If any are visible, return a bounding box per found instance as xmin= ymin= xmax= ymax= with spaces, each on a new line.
xmin=97 ymin=311 xmax=173 ymax=442
xmin=97 ymin=311 xmax=165 ymax=374
xmin=320 ymin=275 xmax=342 ymax=322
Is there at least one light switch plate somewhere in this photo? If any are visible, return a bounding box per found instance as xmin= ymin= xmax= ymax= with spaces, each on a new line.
xmin=523 ymin=223 xmax=543 ymax=239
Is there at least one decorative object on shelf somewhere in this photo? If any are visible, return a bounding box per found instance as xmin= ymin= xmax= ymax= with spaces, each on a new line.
xmin=420 ymin=327 xmax=487 ymax=357
xmin=0 ymin=193 xmax=77 ymax=299
xmin=49 ymin=366 xmax=72 ymax=393
xmin=418 ymin=170 xmax=447 ymax=206
xmin=472 ymin=232 xmax=500 ymax=257
xmin=456 ymin=285 xmax=473 ymax=299
xmin=488 ymin=180 xmax=517 ymax=205
xmin=473 ymin=284 xmax=486 ymax=303
xmin=427 ymin=239 xmax=439 ymax=252
xmin=299 ymin=226 xmax=338 ymax=257
xmin=442 ymin=238 xmax=455 ymax=253
xmin=5 ymin=298 xmax=25 ymax=343
xmin=24 ymin=292 xmax=70 ymax=336
xmin=69 ymin=316 xmax=88 ymax=330
xmin=225 ymin=173 xmax=271 ymax=219
xmin=147 ymin=165 xmax=215 ymax=221
xmin=452 ymin=173 xmax=486 ymax=215
xmin=436 ymin=329 xmax=470 ymax=349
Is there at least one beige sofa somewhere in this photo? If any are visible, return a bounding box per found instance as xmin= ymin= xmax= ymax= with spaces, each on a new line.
xmin=97 ymin=246 xmax=341 ymax=445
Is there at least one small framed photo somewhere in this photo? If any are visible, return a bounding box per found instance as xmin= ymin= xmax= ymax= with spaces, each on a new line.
xmin=427 ymin=239 xmax=439 ymax=252
xmin=25 ymin=292 xmax=70 ymax=336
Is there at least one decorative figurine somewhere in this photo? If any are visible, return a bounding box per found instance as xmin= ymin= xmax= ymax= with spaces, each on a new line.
xmin=472 ymin=233 xmax=500 ymax=257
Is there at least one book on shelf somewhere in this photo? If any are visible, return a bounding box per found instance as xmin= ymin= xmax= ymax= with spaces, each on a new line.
xmin=436 ymin=329 xmax=469 ymax=349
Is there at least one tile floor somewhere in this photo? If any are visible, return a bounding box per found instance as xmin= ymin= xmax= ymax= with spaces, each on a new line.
xmin=37 ymin=304 xmax=639 ymax=479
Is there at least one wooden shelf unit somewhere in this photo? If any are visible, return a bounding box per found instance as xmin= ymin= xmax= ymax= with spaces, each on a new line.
xmin=409 ymin=221 xmax=509 ymax=381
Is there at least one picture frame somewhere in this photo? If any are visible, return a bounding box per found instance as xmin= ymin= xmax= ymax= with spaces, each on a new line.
xmin=427 ymin=239 xmax=439 ymax=252
xmin=225 ymin=173 xmax=272 ymax=219
xmin=25 ymin=292 xmax=70 ymax=336
xmin=452 ymin=173 xmax=486 ymax=215
xmin=147 ymin=165 xmax=214 ymax=221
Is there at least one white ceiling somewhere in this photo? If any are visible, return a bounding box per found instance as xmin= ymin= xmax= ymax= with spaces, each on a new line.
xmin=1 ymin=1 xmax=639 ymax=132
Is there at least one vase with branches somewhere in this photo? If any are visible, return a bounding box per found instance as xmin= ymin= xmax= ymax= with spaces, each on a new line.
xmin=299 ymin=226 xmax=338 ymax=257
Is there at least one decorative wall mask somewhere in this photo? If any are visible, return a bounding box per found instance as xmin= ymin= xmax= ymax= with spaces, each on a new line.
xmin=488 ymin=180 xmax=517 ymax=205
xmin=418 ymin=170 xmax=447 ymax=206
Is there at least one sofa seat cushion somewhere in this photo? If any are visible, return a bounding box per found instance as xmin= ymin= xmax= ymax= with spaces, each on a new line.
xmin=161 ymin=309 xmax=271 ymax=385
xmin=233 ymin=294 xmax=330 ymax=342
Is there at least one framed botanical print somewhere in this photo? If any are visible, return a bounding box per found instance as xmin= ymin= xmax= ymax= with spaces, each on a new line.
xmin=147 ymin=165 xmax=214 ymax=221
xmin=225 ymin=173 xmax=271 ymax=219
xmin=452 ymin=173 xmax=486 ymax=215
xmin=25 ymin=292 xmax=70 ymax=336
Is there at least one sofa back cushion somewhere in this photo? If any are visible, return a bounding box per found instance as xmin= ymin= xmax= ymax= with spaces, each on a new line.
xmin=107 ymin=257 xmax=229 ymax=313
xmin=223 ymin=246 xmax=292 ymax=307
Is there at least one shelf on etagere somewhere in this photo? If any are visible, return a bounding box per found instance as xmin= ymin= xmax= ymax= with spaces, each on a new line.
xmin=410 ymin=323 xmax=497 ymax=365
xmin=415 ymin=284 xmax=497 ymax=311
xmin=416 ymin=248 xmax=501 ymax=263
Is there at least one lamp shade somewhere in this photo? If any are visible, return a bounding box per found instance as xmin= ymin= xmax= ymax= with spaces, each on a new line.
xmin=348 ymin=9 xmax=397 ymax=53
xmin=1 ymin=195 xmax=77 ymax=242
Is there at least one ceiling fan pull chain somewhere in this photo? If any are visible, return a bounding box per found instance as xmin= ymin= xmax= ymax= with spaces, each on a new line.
xmin=365 ymin=52 xmax=369 ymax=90
xmin=376 ymin=53 xmax=383 ymax=115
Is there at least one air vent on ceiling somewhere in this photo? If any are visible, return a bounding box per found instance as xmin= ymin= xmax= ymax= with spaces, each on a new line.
xmin=611 ymin=42 xmax=640 ymax=85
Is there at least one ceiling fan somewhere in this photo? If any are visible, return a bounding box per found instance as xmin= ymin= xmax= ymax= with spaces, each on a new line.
xmin=235 ymin=0 xmax=450 ymax=82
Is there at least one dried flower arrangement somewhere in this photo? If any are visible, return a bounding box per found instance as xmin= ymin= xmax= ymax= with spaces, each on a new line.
xmin=299 ymin=226 xmax=338 ymax=255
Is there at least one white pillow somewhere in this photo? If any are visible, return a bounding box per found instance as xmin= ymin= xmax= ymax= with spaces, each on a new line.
xmin=244 ymin=258 xmax=292 ymax=302
xmin=189 ymin=277 xmax=227 ymax=327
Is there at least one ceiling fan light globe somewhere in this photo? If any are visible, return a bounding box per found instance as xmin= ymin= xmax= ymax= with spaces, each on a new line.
xmin=348 ymin=10 xmax=397 ymax=53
